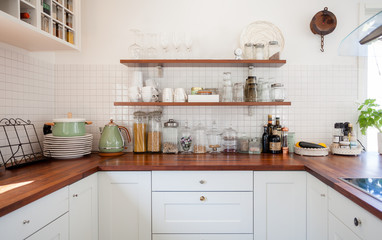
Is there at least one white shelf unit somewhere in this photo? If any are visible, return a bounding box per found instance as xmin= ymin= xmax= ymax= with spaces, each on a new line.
xmin=0 ymin=0 xmax=79 ymax=51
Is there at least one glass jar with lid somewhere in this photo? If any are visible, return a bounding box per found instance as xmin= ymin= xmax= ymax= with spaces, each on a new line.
xmin=254 ymin=43 xmax=265 ymax=60
xmin=244 ymin=43 xmax=254 ymax=59
xmin=179 ymin=122 xmax=193 ymax=154
xmin=133 ymin=111 xmax=147 ymax=153
xmin=207 ymin=121 xmax=222 ymax=153
xmin=162 ymin=119 xmax=179 ymax=154
xmin=222 ymin=72 xmax=233 ymax=102
xmin=237 ymin=133 xmax=249 ymax=153
xmin=271 ymin=83 xmax=286 ymax=102
xmin=222 ymin=125 xmax=237 ymax=153
xmin=249 ymin=137 xmax=262 ymax=154
xmin=268 ymin=41 xmax=281 ymax=60
xmin=257 ymin=78 xmax=271 ymax=102
xmin=192 ymin=123 xmax=207 ymax=153
xmin=244 ymin=66 xmax=257 ymax=102
xmin=147 ymin=111 xmax=162 ymax=153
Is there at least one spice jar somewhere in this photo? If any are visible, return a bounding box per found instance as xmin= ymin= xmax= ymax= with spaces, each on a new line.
xmin=133 ymin=111 xmax=147 ymax=153
xmin=271 ymin=83 xmax=286 ymax=102
xmin=268 ymin=41 xmax=281 ymax=60
xmin=179 ymin=122 xmax=193 ymax=154
xmin=244 ymin=43 xmax=254 ymax=59
xmin=147 ymin=111 xmax=162 ymax=153
xmin=192 ymin=123 xmax=207 ymax=153
xmin=237 ymin=133 xmax=249 ymax=153
xmin=207 ymin=121 xmax=221 ymax=153
xmin=162 ymin=119 xmax=179 ymax=154
xmin=222 ymin=125 xmax=237 ymax=153
xmin=254 ymin=43 xmax=265 ymax=60
xmin=249 ymin=138 xmax=262 ymax=154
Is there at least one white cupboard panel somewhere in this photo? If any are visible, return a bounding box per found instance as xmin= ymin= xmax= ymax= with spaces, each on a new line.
xmin=328 ymin=212 xmax=361 ymax=240
xmin=153 ymin=234 xmax=254 ymax=240
xmin=26 ymin=213 xmax=69 ymax=240
xmin=152 ymin=192 xmax=253 ymax=234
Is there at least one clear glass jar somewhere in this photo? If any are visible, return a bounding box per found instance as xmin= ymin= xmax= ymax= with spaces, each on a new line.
xmin=179 ymin=122 xmax=193 ymax=154
xmin=271 ymin=83 xmax=286 ymax=102
xmin=133 ymin=111 xmax=147 ymax=153
xmin=254 ymin=43 xmax=265 ymax=60
xmin=222 ymin=72 xmax=233 ymax=102
xmin=268 ymin=41 xmax=281 ymax=60
xmin=147 ymin=111 xmax=162 ymax=153
xmin=249 ymin=138 xmax=262 ymax=154
xmin=162 ymin=119 xmax=179 ymax=154
xmin=192 ymin=123 xmax=207 ymax=153
xmin=237 ymin=133 xmax=249 ymax=153
xmin=233 ymin=83 xmax=244 ymax=102
xmin=207 ymin=121 xmax=221 ymax=153
xmin=244 ymin=43 xmax=254 ymax=59
xmin=66 ymin=12 xmax=73 ymax=28
xmin=222 ymin=125 xmax=237 ymax=153
xmin=258 ymin=79 xmax=271 ymax=102
xmin=244 ymin=66 xmax=257 ymax=102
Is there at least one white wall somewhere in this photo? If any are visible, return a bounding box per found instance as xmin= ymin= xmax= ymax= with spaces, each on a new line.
xmin=55 ymin=0 xmax=361 ymax=65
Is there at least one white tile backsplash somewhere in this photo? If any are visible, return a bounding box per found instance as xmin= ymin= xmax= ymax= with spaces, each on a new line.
xmin=55 ymin=63 xmax=359 ymax=151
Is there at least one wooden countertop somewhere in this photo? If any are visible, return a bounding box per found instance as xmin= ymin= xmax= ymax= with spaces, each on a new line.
xmin=0 ymin=152 xmax=381 ymax=221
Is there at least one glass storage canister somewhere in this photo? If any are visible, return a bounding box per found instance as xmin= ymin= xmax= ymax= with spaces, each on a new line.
xmin=162 ymin=119 xmax=179 ymax=154
xmin=207 ymin=121 xmax=222 ymax=153
xmin=133 ymin=111 xmax=147 ymax=153
xmin=257 ymin=79 xmax=271 ymax=102
xmin=237 ymin=133 xmax=249 ymax=153
xmin=249 ymin=137 xmax=262 ymax=154
xmin=192 ymin=123 xmax=208 ymax=153
xmin=244 ymin=66 xmax=257 ymax=102
xmin=222 ymin=125 xmax=238 ymax=153
xmin=179 ymin=122 xmax=193 ymax=154
xmin=271 ymin=83 xmax=286 ymax=102
xmin=268 ymin=41 xmax=281 ymax=60
xmin=147 ymin=111 xmax=162 ymax=153
xmin=222 ymin=72 xmax=233 ymax=102
xmin=254 ymin=43 xmax=265 ymax=60
xmin=244 ymin=43 xmax=254 ymax=59
xmin=233 ymin=83 xmax=244 ymax=102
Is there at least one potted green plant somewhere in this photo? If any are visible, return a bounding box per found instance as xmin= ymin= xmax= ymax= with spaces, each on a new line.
xmin=357 ymin=99 xmax=382 ymax=154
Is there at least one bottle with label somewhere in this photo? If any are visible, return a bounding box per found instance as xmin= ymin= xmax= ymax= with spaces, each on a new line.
xmin=273 ymin=116 xmax=282 ymax=137
xmin=269 ymin=128 xmax=282 ymax=154
xmin=262 ymin=126 xmax=269 ymax=153
xmin=267 ymin=114 xmax=273 ymax=136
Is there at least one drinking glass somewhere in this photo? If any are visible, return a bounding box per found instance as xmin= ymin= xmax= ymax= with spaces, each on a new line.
xmin=146 ymin=33 xmax=158 ymax=59
xmin=184 ymin=33 xmax=193 ymax=58
xmin=172 ymin=32 xmax=183 ymax=59
xmin=128 ymin=29 xmax=143 ymax=59
xmin=160 ymin=32 xmax=169 ymax=58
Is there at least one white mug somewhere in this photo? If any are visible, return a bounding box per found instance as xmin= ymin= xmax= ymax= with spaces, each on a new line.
xmin=162 ymin=88 xmax=173 ymax=102
xmin=174 ymin=88 xmax=187 ymax=102
xmin=132 ymin=71 xmax=143 ymax=88
xmin=128 ymin=86 xmax=141 ymax=102
xmin=141 ymin=87 xmax=153 ymax=102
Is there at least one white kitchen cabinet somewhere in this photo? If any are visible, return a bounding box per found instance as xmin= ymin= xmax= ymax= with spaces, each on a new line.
xmin=328 ymin=187 xmax=382 ymax=240
xmin=26 ymin=213 xmax=69 ymax=240
xmin=98 ymin=171 xmax=151 ymax=240
xmin=328 ymin=212 xmax=361 ymax=240
xmin=307 ymin=173 xmax=328 ymax=240
xmin=254 ymin=171 xmax=307 ymax=240
xmin=0 ymin=186 xmax=69 ymax=240
xmin=153 ymin=234 xmax=254 ymax=240
xmin=69 ymin=173 xmax=98 ymax=240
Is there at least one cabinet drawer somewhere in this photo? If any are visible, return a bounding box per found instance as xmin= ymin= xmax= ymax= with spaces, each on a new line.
xmin=152 ymin=171 xmax=253 ymax=191
xmin=328 ymin=187 xmax=382 ymax=240
xmin=153 ymin=234 xmax=254 ymax=240
xmin=152 ymin=192 xmax=253 ymax=233
xmin=0 ymin=187 xmax=69 ymax=240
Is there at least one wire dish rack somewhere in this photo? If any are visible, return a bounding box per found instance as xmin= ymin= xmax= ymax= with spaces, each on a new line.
xmin=0 ymin=118 xmax=47 ymax=169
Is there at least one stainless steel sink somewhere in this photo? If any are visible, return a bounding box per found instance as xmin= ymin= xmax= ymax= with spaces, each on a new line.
xmin=339 ymin=177 xmax=382 ymax=202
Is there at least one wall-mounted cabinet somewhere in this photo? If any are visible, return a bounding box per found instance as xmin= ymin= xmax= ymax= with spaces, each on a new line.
xmin=0 ymin=0 xmax=80 ymax=51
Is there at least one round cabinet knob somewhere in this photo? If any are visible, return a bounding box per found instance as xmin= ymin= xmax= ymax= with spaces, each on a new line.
xmin=200 ymin=196 xmax=206 ymax=201
xmin=320 ymin=193 xmax=326 ymax=197
xmin=199 ymin=180 xmax=206 ymax=184
xmin=73 ymin=194 xmax=78 ymax=197
xmin=354 ymin=217 xmax=362 ymax=226
xmin=23 ymin=220 xmax=30 ymax=224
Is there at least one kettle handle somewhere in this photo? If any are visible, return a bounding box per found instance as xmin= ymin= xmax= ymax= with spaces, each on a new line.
xmin=118 ymin=126 xmax=131 ymax=146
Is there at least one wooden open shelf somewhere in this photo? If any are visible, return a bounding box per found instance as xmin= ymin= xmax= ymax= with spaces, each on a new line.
xmin=120 ymin=59 xmax=286 ymax=67
xmin=114 ymin=102 xmax=291 ymax=107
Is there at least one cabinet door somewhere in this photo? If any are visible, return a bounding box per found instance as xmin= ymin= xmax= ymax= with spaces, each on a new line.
xmin=153 ymin=234 xmax=254 ymax=240
xmin=328 ymin=213 xmax=361 ymax=240
xmin=307 ymin=174 xmax=328 ymax=240
xmin=99 ymin=171 xmax=151 ymax=240
xmin=26 ymin=213 xmax=69 ymax=240
xmin=254 ymin=171 xmax=306 ymax=240
xmin=69 ymin=173 xmax=98 ymax=240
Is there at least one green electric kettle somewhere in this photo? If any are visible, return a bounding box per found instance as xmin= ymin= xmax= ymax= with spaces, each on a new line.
xmin=99 ymin=119 xmax=131 ymax=154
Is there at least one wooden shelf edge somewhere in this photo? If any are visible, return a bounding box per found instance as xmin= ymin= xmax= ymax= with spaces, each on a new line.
xmin=114 ymin=102 xmax=292 ymax=106
xmin=120 ymin=59 xmax=286 ymax=64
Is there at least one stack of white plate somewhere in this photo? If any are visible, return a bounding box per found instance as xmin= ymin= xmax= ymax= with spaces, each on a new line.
xmin=43 ymin=134 xmax=93 ymax=159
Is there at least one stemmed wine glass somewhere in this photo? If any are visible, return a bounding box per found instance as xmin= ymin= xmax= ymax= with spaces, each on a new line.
xmin=172 ymin=32 xmax=183 ymax=59
xmin=128 ymin=29 xmax=142 ymax=59
xmin=184 ymin=33 xmax=193 ymax=59
xmin=146 ymin=33 xmax=158 ymax=59
xmin=160 ymin=32 xmax=169 ymax=58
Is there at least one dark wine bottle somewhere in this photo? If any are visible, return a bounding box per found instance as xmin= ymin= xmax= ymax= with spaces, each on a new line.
xmin=269 ymin=128 xmax=282 ymax=154
xmin=262 ymin=126 xmax=269 ymax=153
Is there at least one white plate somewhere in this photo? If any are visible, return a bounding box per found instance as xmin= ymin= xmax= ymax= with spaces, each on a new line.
xmin=44 ymin=151 xmax=91 ymax=157
xmin=44 ymin=147 xmax=92 ymax=152
xmin=240 ymin=21 xmax=285 ymax=52
xmin=44 ymin=134 xmax=93 ymax=140
xmin=45 ymin=153 xmax=91 ymax=159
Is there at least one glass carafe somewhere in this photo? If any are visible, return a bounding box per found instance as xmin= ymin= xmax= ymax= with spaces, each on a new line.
xmin=222 ymin=125 xmax=238 ymax=153
xmin=179 ymin=122 xmax=193 ymax=154
xmin=147 ymin=111 xmax=162 ymax=153
xmin=207 ymin=121 xmax=222 ymax=153
xmin=192 ymin=123 xmax=207 ymax=153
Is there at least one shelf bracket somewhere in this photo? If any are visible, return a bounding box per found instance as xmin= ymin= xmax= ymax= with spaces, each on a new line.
xmin=248 ymin=106 xmax=254 ymax=116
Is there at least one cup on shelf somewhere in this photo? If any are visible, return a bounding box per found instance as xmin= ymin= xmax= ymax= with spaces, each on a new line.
xmin=141 ymin=86 xmax=153 ymax=102
xmin=174 ymin=88 xmax=187 ymax=102
xmin=128 ymin=86 xmax=141 ymax=102
xmin=132 ymin=71 xmax=143 ymax=88
xmin=162 ymin=88 xmax=174 ymax=102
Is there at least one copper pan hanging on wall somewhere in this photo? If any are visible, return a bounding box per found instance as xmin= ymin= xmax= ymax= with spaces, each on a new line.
xmin=310 ymin=7 xmax=337 ymax=52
